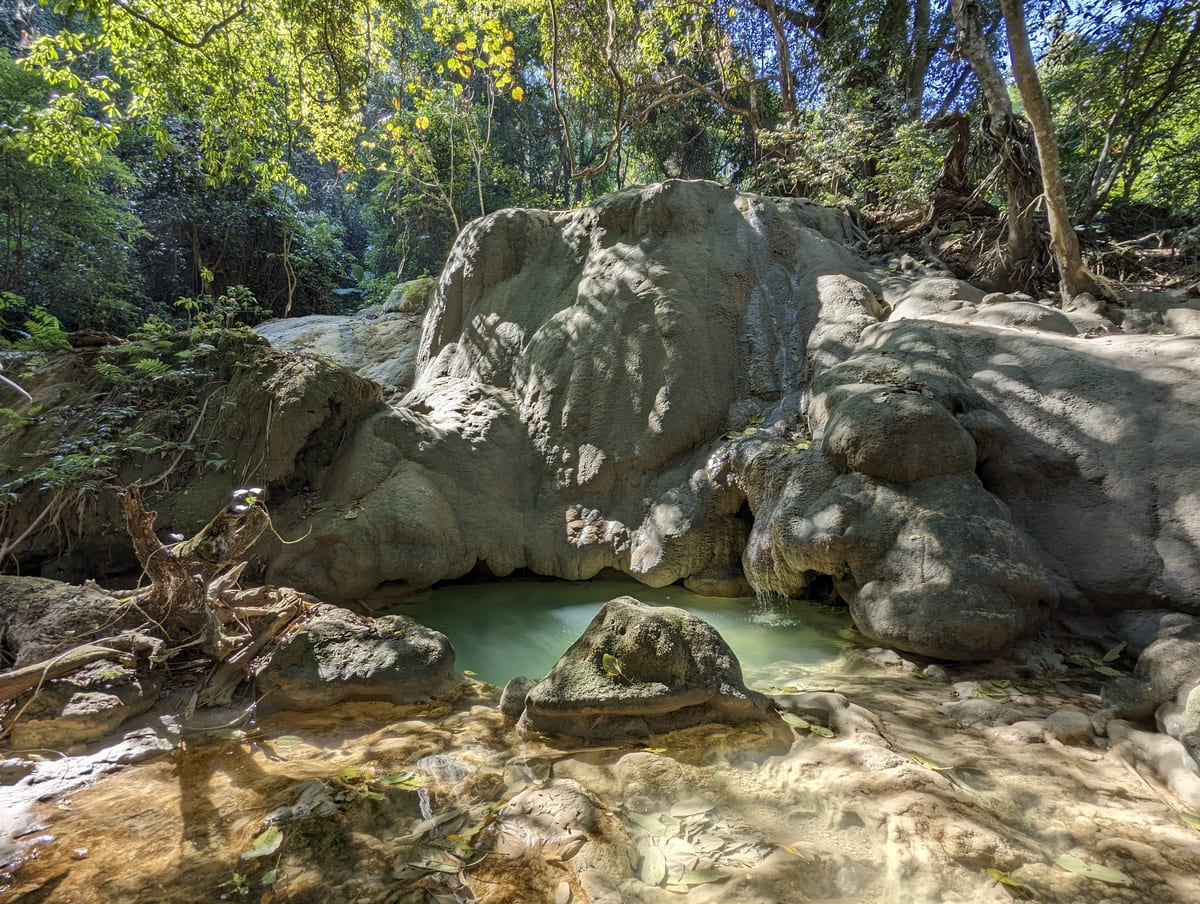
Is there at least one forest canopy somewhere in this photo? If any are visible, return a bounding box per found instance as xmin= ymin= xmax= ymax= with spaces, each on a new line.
xmin=2 ymin=0 xmax=1198 ymax=331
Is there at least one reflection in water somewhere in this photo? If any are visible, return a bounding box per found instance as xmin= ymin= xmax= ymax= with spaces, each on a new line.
xmin=380 ymin=578 xmax=853 ymax=686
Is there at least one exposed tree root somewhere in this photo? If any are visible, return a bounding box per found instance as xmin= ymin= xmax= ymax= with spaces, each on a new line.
xmin=0 ymin=485 xmax=312 ymax=739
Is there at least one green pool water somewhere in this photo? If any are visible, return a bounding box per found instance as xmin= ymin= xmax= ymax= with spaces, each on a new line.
xmin=381 ymin=578 xmax=854 ymax=688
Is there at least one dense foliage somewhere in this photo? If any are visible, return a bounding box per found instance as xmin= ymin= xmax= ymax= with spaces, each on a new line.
xmin=0 ymin=0 xmax=1197 ymax=331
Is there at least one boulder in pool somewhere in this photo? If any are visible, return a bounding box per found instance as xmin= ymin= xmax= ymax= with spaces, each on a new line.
xmin=517 ymin=597 xmax=775 ymax=740
xmin=254 ymin=605 xmax=462 ymax=711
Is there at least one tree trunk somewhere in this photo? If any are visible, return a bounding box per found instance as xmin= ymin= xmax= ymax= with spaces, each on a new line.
xmin=1001 ymin=0 xmax=1099 ymax=302
xmin=951 ymin=0 xmax=1041 ymax=291
xmin=761 ymin=0 xmax=798 ymax=118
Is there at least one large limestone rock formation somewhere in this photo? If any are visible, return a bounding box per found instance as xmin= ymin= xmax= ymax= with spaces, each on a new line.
xmin=263 ymin=181 xmax=886 ymax=598
xmin=242 ymin=181 xmax=1200 ymax=661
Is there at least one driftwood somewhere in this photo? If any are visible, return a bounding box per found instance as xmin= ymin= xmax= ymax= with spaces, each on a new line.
xmin=122 ymin=485 xmax=271 ymax=657
xmin=0 ymin=632 xmax=163 ymax=705
xmin=198 ymin=587 xmax=311 ymax=707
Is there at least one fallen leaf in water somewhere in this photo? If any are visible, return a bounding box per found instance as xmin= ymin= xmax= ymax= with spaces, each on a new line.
xmin=639 ymin=845 xmax=667 ymax=886
xmin=272 ymin=735 xmax=305 ymax=747
xmin=627 ymin=810 xmax=668 ymax=835
xmin=241 ymin=826 xmax=283 ymax=860
xmin=669 ymin=868 xmax=729 ymax=887
xmin=909 ymin=752 xmax=954 ymax=771
xmin=1054 ymin=854 xmax=1133 ymax=886
xmin=782 ymin=844 xmax=806 ymax=858
xmin=669 ymin=799 xmax=713 ymax=818
xmin=987 ymin=867 xmax=1024 ymax=888
xmin=378 ymin=770 xmax=428 ymax=788
xmin=1182 ymin=811 xmax=1200 ymax=832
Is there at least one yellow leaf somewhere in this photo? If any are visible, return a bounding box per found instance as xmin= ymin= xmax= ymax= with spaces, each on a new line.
xmin=415 ymin=115 xmax=431 ymax=130
xmin=455 ymin=41 xmax=467 ymax=53
xmin=460 ymin=64 xmax=472 ymax=78
xmin=511 ymin=85 xmax=524 ymax=102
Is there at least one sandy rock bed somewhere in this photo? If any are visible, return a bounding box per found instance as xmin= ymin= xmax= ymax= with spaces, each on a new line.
xmin=3 ymin=643 xmax=1199 ymax=904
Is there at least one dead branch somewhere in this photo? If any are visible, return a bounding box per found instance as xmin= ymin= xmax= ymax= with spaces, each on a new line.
xmin=0 ymin=632 xmax=163 ymax=706
xmin=198 ymin=589 xmax=306 ymax=708
xmin=121 ymin=485 xmax=270 ymax=657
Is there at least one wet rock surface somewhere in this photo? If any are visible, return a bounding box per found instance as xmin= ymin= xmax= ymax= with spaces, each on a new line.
xmin=516 ymin=597 xmax=777 ymax=741
xmin=5 ymin=643 xmax=1200 ymax=904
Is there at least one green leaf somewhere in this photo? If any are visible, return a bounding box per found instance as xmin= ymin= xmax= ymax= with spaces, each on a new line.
xmin=1054 ymin=854 xmax=1133 ymax=886
xmin=378 ymin=770 xmax=429 ymax=788
xmin=1102 ymin=641 xmax=1127 ymax=663
xmin=273 ymin=735 xmax=305 ymax=747
xmin=1181 ymin=811 xmax=1200 ymax=831
xmin=601 ymin=652 xmax=625 ymax=678
xmin=909 ymin=752 xmax=953 ymax=771
xmin=781 ymin=713 xmax=810 ymax=730
xmin=338 ymin=765 xmax=364 ymax=783
xmin=809 ymin=725 xmax=835 ymax=738
xmin=241 ymin=826 xmax=283 ymax=860
xmin=986 ymin=867 xmax=1024 ymax=888
xmin=672 ymin=868 xmax=729 ymax=886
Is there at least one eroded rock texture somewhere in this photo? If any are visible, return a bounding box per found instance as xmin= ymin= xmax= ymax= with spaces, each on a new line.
xmin=247 ymin=181 xmax=1200 ymax=659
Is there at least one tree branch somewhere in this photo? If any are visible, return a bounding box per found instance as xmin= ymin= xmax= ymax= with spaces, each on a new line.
xmin=110 ymin=0 xmax=248 ymax=50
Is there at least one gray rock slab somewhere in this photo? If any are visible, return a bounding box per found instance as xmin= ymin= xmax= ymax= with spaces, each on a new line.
xmin=255 ymin=604 xmax=462 ymax=711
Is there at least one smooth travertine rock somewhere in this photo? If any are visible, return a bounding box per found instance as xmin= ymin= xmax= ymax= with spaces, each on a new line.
xmin=251 ymin=181 xmax=1200 ymax=661
xmin=7 ymin=661 xmax=163 ymax=749
xmin=255 ymin=308 xmax=424 ymax=393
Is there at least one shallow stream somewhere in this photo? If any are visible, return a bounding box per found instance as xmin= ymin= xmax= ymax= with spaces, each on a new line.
xmin=4 ymin=581 xmax=1200 ymax=903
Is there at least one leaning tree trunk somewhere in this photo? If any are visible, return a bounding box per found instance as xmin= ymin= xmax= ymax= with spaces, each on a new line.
xmin=924 ymin=112 xmax=999 ymax=225
xmin=951 ymin=0 xmax=1042 ymax=292
xmin=1001 ymin=0 xmax=1100 ymax=302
